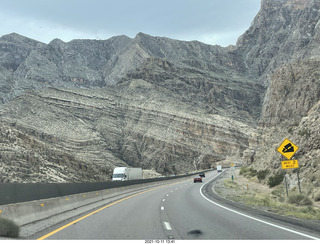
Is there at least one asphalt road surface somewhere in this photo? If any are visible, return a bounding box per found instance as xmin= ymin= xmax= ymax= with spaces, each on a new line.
xmin=35 ymin=171 xmax=320 ymax=240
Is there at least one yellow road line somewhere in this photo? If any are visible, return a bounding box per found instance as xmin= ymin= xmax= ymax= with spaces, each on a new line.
xmin=37 ymin=180 xmax=187 ymax=240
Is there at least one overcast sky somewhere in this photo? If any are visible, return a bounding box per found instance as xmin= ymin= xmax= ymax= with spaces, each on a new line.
xmin=0 ymin=0 xmax=261 ymax=47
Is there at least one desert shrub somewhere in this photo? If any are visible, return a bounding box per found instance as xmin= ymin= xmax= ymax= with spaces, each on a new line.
xmin=298 ymin=128 xmax=310 ymax=138
xmin=257 ymin=169 xmax=269 ymax=182
xmin=271 ymin=186 xmax=284 ymax=197
xmin=313 ymin=190 xmax=320 ymax=202
xmin=301 ymin=206 xmax=317 ymax=214
xmin=267 ymin=171 xmax=285 ymax=188
xmin=261 ymin=196 xmax=271 ymax=206
xmin=270 ymin=187 xmax=285 ymax=202
xmin=239 ymin=167 xmax=247 ymax=175
xmin=287 ymin=193 xmax=313 ymax=206
xmin=223 ymin=179 xmax=239 ymax=189
xmin=287 ymin=127 xmax=293 ymax=134
xmin=240 ymin=166 xmax=257 ymax=178
xmin=0 ymin=217 xmax=20 ymax=238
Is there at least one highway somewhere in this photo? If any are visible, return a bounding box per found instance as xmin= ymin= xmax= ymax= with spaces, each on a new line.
xmin=35 ymin=171 xmax=320 ymax=240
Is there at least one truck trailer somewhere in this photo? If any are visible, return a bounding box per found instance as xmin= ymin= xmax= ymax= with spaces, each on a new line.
xmin=217 ymin=165 xmax=222 ymax=172
xmin=112 ymin=167 xmax=143 ymax=181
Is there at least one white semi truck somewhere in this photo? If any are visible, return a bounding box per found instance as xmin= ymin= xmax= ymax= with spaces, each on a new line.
xmin=112 ymin=167 xmax=143 ymax=181
xmin=217 ymin=165 xmax=222 ymax=172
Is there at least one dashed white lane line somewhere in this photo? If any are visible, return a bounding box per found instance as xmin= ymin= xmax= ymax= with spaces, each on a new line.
xmin=161 ymin=206 xmax=164 ymax=211
xmin=163 ymin=221 xmax=172 ymax=231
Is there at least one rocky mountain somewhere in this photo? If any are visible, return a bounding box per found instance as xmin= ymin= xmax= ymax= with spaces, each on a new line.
xmin=0 ymin=58 xmax=259 ymax=182
xmin=236 ymin=0 xmax=320 ymax=84
xmin=240 ymin=0 xmax=320 ymax=198
xmin=0 ymin=0 xmax=319 ymax=202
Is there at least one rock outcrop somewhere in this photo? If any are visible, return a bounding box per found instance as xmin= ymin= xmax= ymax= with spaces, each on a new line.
xmin=239 ymin=0 xmax=320 ymax=197
xmin=236 ymin=0 xmax=320 ymax=85
xmin=0 ymin=84 xmax=255 ymax=182
xmin=0 ymin=0 xmax=319 ymax=191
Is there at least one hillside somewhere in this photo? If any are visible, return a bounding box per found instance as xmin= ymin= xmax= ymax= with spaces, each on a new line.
xmin=0 ymin=0 xmax=319 ymax=203
xmin=239 ymin=0 xmax=320 ymax=198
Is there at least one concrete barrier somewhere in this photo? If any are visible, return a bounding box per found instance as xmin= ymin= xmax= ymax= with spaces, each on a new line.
xmin=0 ymin=175 xmax=192 ymax=206
xmin=0 ymin=177 xmax=192 ymax=226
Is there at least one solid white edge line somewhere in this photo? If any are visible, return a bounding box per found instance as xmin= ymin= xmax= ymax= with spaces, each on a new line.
xmin=199 ymin=172 xmax=319 ymax=240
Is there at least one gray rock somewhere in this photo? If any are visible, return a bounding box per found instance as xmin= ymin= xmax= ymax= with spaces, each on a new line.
xmin=0 ymin=0 xmax=319 ymax=189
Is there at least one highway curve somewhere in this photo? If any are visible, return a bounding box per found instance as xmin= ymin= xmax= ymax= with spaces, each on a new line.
xmin=34 ymin=170 xmax=320 ymax=240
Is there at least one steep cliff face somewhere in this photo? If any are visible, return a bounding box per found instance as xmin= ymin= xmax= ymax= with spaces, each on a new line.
xmin=14 ymin=35 xmax=132 ymax=86
xmin=224 ymin=0 xmax=320 ymax=191
xmin=236 ymin=0 xmax=320 ymax=84
xmin=0 ymin=34 xmax=132 ymax=106
xmin=243 ymin=0 xmax=320 ymax=195
xmin=0 ymin=83 xmax=254 ymax=182
xmin=106 ymin=32 xmax=246 ymax=82
xmin=123 ymin=58 xmax=263 ymax=124
xmin=0 ymin=32 xmax=248 ymax=105
xmin=248 ymin=57 xmax=320 ymax=191
xmin=0 ymin=33 xmax=48 ymax=103
xmin=260 ymin=58 xmax=320 ymax=127
xmin=0 ymin=33 xmax=44 ymax=71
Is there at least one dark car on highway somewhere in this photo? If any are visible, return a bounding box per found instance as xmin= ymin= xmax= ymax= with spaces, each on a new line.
xmin=193 ymin=175 xmax=202 ymax=183
xmin=199 ymin=172 xmax=205 ymax=177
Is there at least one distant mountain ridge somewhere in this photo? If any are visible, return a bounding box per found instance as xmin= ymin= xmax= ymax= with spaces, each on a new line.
xmin=0 ymin=0 xmax=319 ymax=202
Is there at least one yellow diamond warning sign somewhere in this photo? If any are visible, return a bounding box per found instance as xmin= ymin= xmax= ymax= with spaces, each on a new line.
xmin=281 ymin=160 xmax=299 ymax=169
xmin=277 ymin=138 xmax=299 ymax=160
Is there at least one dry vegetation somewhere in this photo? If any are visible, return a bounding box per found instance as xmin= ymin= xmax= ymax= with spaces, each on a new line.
xmin=214 ymin=168 xmax=320 ymax=221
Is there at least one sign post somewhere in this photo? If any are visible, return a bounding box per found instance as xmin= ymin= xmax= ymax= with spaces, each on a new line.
xmin=284 ymin=173 xmax=289 ymax=197
xmin=230 ymin=163 xmax=235 ymax=180
xmin=277 ymin=138 xmax=301 ymax=194
xmin=297 ymin=168 xmax=301 ymax=193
